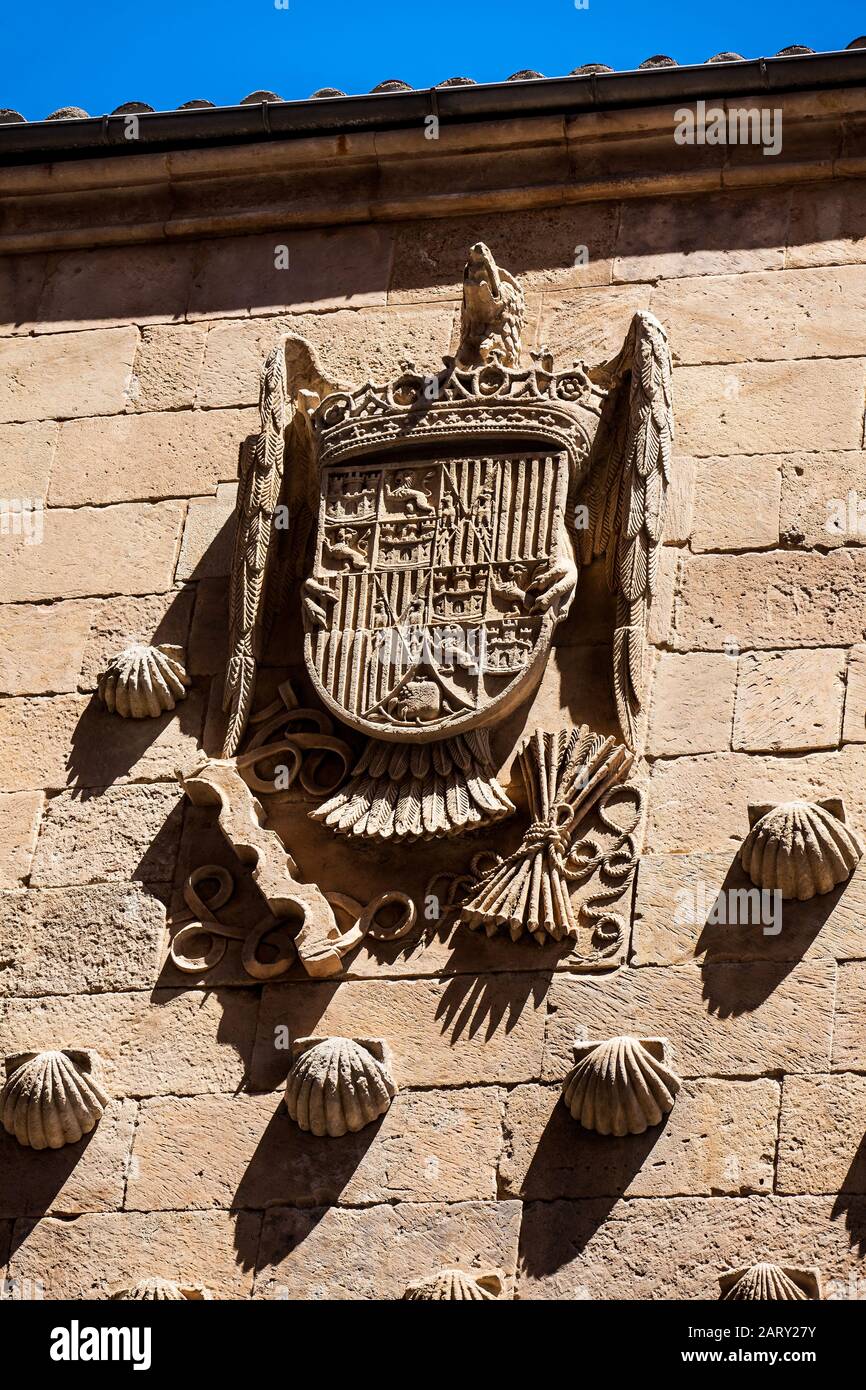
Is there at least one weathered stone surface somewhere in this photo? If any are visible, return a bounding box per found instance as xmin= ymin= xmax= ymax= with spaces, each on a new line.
xmin=8 ymin=1211 xmax=258 ymax=1299
xmin=537 ymin=285 xmax=654 ymax=364
xmin=254 ymin=1200 xmax=521 ymax=1300
xmin=832 ymin=962 xmax=866 ymax=1070
xmin=780 ymin=451 xmax=866 ymax=548
xmin=843 ymin=645 xmax=866 ymax=745
xmin=733 ymin=648 xmax=846 ymax=752
xmin=0 ymin=791 xmax=43 ymax=888
xmin=196 ymin=305 xmax=456 ymax=409
xmin=0 ymin=421 xmax=58 ymax=498
xmin=252 ymin=975 xmax=548 ymax=1092
xmin=634 ymin=852 xmax=866 ymax=965
xmin=0 ymin=501 xmax=185 ymax=602
xmin=0 ymin=600 xmax=93 ymax=695
xmin=690 ymin=455 xmax=781 ymax=552
xmin=0 ymin=253 xmax=46 ymax=336
xmin=37 ymin=244 xmax=196 ymax=333
xmin=78 ymin=589 xmax=195 ymax=691
xmin=518 ymin=1195 xmax=866 ymax=1299
xmin=777 ymin=1074 xmax=866 ymax=1195
xmin=647 ymin=545 xmax=680 ymax=646
xmin=188 ymin=577 xmax=229 ymax=675
xmin=127 ymin=323 xmax=207 ymax=412
xmin=0 ymin=988 xmax=257 ymax=1096
xmin=613 ymin=189 xmax=788 ymax=281
xmin=647 ymin=653 xmax=736 ymax=755
xmin=542 ymin=961 xmax=835 ymax=1080
xmin=675 ymin=549 xmax=866 ymax=651
xmin=188 ymin=225 xmax=393 ymax=320
xmin=788 ymin=179 xmax=866 ymax=268
xmin=674 ymin=359 xmax=866 ymax=456
xmin=0 ymin=327 xmax=137 ymax=423
xmin=647 ymin=746 xmax=866 ymax=853
xmin=127 ymin=1086 xmax=504 ymax=1211
xmin=175 ymin=483 xmax=237 ymax=580
xmin=0 ymin=884 xmax=167 ymax=995
xmin=0 ymin=688 xmax=204 ymax=792
xmin=653 ymin=266 xmax=866 ymax=364
xmin=501 ymin=1079 xmax=778 ymax=1200
xmin=389 ymin=205 xmax=617 ymax=300
xmin=0 ymin=1100 xmax=136 ymax=1218
xmin=49 ymin=408 xmax=255 ymax=506
xmin=662 ymin=456 xmax=696 ymax=543
xmin=30 ymin=784 xmax=184 ymax=887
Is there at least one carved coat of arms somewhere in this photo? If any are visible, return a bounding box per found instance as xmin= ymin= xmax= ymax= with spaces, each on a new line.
xmin=173 ymin=242 xmax=673 ymax=977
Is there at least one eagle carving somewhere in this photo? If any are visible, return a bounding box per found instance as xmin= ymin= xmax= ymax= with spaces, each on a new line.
xmin=221 ymin=245 xmax=673 ymax=842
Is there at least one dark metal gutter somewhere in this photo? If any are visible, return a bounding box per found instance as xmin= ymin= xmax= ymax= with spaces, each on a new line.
xmin=2 ymin=49 xmax=866 ymax=165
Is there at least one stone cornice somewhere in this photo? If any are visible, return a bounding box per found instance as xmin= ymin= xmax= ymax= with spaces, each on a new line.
xmin=1 ymin=82 xmax=866 ymax=253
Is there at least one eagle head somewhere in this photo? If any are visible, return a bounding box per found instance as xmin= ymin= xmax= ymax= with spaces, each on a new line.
xmin=458 ymin=243 xmax=526 ymax=370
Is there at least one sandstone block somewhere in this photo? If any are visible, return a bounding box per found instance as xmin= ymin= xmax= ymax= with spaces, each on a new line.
xmin=0 ymin=1100 xmax=136 ymax=1219
xmin=832 ymin=961 xmax=866 ymax=1070
xmin=187 ymin=225 xmax=393 ymax=319
xmin=780 ymin=451 xmax=866 ymax=548
xmin=78 ymin=588 xmax=195 ymax=690
xmin=175 ymin=482 xmax=238 ymax=580
xmin=188 ymin=577 xmax=229 ymax=675
xmin=733 ymin=648 xmax=846 ymax=752
xmin=613 ymin=188 xmax=788 ymax=281
xmin=0 ymin=791 xmax=43 ymax=888
xmin=252 ymin=975 xmax=548 ymax=1092
xmin=0 ymin=327 xmax=137 ymax=424
xmin=36 ymin=243 xmax=196 ymax=332
xmin=49 ymin=408 xmax=255 ymax=507
xmin=675 ymin=549 xmax=866 ymax=651
xmin=518 ymin=1195 xmax=866 ymax=1299
xmin=30 ymin=784 xmax=184 ymax=887
xmin=647 ymin=652 xmax=736 ymax=755
xmin=537 ymin=285 xmax=654 ymax=364
xmin=500 ymin=1079 xmax=778 ymax=1200
xmin=777 ymin=1073 xmax=866 ymax=1195
xmin=196 ymin=304 xmax=456 ymax=409
xmin=0 ymin=600 xmax=93 ymax=695
xmin=8 ymin=1210 xmax=259 ymax=1299
xmin=843 ymin=645 xmax=866 ymax=745
xmin=0 ymin=420 xmax=58 ymax=497
xmin=653 ymin=265 xmax=866 ymax=364
xmin=0 ymin=884 xmax=167 ymax=995
xmin=254 ymin=1200 xmax=521 ymax=1300
xmin=0 ymin=500 xmax=185 ymax=603
xmin=788 ymin=179 xmax=866 ymax=268
xmin=647 ymin=545 xmax=680 ymax=646
xmin=646 ymin=745 xmax=866 ymax=853
xmin=674 ymin=359 xmax=866 ymax=456
xmin=663 ymin=456 xmax=696 ymax=543
xmin=690 ymin=455 xmax=781 ymax=551
xmin=127 ymin=323 xmax=207 ymax=412
xmin=0 ymin=688 xmax=204 ymax=792
xmin=542 ymin=960 xmax=834 ymax=1080
xmin=0 ymin=253 xmax=46 ymax=335
xmin=389 ymin=204 xmax=617 ymax=301
xmin=0 ymin=988 xmax=258 ymax=1097
xmin=634 ymin=852 xmax=866 ymax=965
xmin=126 ymin=1086 xmax=504 ymax=1212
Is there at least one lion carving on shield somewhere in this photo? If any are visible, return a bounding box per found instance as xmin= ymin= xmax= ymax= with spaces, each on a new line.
xmin=221 ymin=243 xmax=673 ymax=845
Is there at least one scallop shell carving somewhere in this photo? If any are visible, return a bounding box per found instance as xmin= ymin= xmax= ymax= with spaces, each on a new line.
xmin=1 ymin=1049 xmax=109 ymax=1149
xmin=112 ymin=1278 xmax=212 ymax=1301
xmin=403 ymin=1268 xmax=505 ymax=1301
xmin=561 ymin=1035 xmax=681 ymax=1136
xmin=719 ymin=1263 xmax=821 ymax=1301
xmin=740 ymin=800 xmax=863 ymax=900
xmin=98 ymin=643 xmax=190 ymax=718
xmin=284 ymin=1036 xmax=397 ymax=1137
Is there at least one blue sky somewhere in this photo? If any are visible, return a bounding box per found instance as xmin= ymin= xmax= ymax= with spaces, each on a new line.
xmin=3 ymin=0 xmax=864 ymax=121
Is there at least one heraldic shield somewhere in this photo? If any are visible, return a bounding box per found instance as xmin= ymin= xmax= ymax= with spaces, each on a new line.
xmin=305 ymin=448 xmax=569 ymax=743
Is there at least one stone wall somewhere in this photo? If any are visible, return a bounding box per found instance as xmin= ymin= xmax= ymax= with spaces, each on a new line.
xmin=3 ymin=174 xmax=866 ymax=1299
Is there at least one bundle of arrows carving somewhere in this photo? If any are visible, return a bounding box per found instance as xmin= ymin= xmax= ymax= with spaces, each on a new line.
xmin=459 ymin=725 xmax=634 ymax=944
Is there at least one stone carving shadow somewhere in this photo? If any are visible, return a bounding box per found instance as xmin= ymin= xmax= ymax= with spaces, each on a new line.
xmin=698 ymin=855 xmax=842 ymax=1016
xmin=232 ymin=1100 xmax=381 ymax=1271
xmin=518 ymin=1106 xmax=671 ymax=1277
xmin=64 ymin=586 xmax=203 ymax=796
xmin=3 ymin=1128 xmax=102 ymax=1258
xmin=434 ymin=968 xmax=553 ymax=1046
xmin=831 ymin=1136 xmax=866 ymax=1256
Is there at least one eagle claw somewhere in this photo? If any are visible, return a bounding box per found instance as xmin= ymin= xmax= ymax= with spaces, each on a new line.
xmin=527 ymin=557 xmax=578 ymax=619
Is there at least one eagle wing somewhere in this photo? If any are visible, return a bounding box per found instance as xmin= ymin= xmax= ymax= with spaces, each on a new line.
xmin=222 ymin=344 xmax=288 ymax=756
xmin=577 ymin=311 xmax=673 ymax=749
